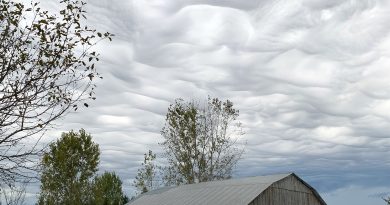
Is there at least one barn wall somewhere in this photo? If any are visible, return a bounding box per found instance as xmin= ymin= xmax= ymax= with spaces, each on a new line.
xmin=248 ymin=175 xmax=322 ymax=205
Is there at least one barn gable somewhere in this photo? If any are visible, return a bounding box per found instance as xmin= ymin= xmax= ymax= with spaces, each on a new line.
xmin=128 ymin=173 xmax=326 ymax=205
xmin=249 ymin=174 xmax=326 ymax=205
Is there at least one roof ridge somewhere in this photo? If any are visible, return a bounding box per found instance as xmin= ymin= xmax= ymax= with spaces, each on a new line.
xmin=142 ymin=173 xmax=292 ymax=194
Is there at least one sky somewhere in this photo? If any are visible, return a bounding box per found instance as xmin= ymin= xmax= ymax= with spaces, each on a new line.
xmin=18 ymin=0 xmax=390 ymax=204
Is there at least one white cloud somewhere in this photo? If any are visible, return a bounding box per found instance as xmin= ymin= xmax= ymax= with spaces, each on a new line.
xmin=97 ymin=115 xmax=132 ymax=127
xmin=21 ymin=0 xmax=390 ymax=204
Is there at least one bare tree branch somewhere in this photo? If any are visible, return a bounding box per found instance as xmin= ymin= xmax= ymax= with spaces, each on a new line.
xmin=0 ymin=0 xmax=113 ymax=185
xmin=1 ymin=180 xmax=28 ymax=205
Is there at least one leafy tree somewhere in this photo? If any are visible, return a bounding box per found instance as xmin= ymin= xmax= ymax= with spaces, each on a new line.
xmin=38 ymin=129 xmax=100 ymax=205
xmin=92 ymin=172 xmax=128 ymax=205
xmin=0 ymin=0 xmax=113 ymax=183
xmin=133 ymin=150 xmax=161 ymax=194
xmin=161 ymin=97 xmax=244 ymax=185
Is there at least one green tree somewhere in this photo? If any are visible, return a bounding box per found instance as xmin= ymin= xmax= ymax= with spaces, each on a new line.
xmin=92 ymin=172 xmax=128 ymax=205
xmin=38 ymin=129 xmax=100 ymax=205
xmin=0 ymin=0 xmax=113 ymax=183
xmin=160 ymin=97 xmax=244 ymax=185
xmin=133 ymin=150 xmax=160 ymax=194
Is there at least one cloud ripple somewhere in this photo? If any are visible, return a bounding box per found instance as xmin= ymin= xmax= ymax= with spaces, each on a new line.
xmin=28 ymin=0 xmax=390 ymax=204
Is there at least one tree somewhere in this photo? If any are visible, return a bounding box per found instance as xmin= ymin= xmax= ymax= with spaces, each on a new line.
xmin=160 ymin=97 xmax=244 ymax=186
xmin=133 ymin=150 xmax=161 ymax=194
xmin=92 ymin=172 xmax=128 ymax=205
xmin=0 ymin=0 xmax=113 ymax=183
xmin=38 ymin=129 xmax=100 ymax=205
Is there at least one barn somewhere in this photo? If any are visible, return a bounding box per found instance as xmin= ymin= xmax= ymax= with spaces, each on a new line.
xmin=128 ymin=173 xmax=327 ymax=205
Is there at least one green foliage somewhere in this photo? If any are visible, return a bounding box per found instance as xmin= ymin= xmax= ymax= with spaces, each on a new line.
xmin=38 ymin=129 xmax=128 ymax=205
xmin=161 ymin=99 xmax=198 ymax=185
xmin=0 ymin=0 xmax=113 ymax=183
xmin=92 ymin=172 xmax=128 ymax=205
xmin=133 ymin=150 xmax=160 ymax=194
xmin=133 ymin=97 xmax=244 ymax=193
xmin=160 ymin=97 xmax=244 ymax=186
xmin=38 ymin=129 xmax=100 ymax=205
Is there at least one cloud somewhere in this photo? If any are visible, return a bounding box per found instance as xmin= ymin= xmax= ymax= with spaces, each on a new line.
xmin=20 ymin=0 xmax=390 ymax=204
xmin=322 ymin=185 xmax=390 ymax=205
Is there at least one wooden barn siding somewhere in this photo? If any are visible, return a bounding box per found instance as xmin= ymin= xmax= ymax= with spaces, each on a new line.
xmin=248 ymin=175 xmax=322 ymax=205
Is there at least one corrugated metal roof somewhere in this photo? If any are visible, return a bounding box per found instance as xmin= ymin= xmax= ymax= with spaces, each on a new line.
xmin=128 ymin=173 xmax=291 ymax=205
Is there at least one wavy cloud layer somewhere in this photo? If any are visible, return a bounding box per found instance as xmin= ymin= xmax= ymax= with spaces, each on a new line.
xmin=23 ymin=0 xmax=390 ymax=204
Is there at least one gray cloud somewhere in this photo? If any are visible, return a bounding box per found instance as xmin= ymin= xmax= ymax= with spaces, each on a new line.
xmin=18 ymin=0 xmax=390 ymax=204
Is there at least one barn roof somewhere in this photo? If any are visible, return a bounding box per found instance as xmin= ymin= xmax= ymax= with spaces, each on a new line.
xmin=128 ymin=173 xmax=326 ymax=205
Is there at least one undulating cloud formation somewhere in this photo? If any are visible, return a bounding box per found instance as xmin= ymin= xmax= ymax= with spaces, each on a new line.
xmin=28 ymin=0 xmax=390 ymax=204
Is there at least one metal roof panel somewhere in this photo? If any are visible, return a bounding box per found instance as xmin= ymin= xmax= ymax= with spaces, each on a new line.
xmin=128 ymin=173 xmax=291 ymax=205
